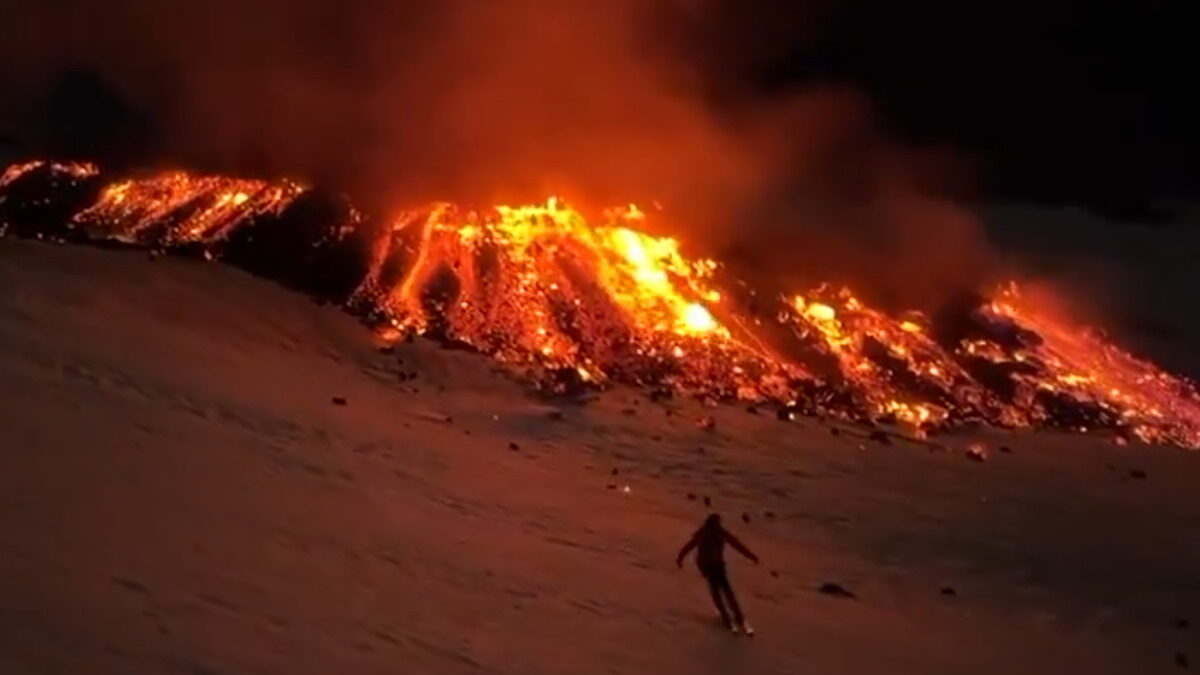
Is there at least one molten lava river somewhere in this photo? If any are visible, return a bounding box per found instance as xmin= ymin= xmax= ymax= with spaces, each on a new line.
xmin=3 ymin=160 xmax=1199 ymax=448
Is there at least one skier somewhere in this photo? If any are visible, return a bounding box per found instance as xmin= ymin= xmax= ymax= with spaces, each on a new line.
xmin=676 ymin=513 xmax=759 ymax=635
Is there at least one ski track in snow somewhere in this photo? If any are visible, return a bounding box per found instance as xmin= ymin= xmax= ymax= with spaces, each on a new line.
xmin=1 ymin=238 xmax=1198 ymax=674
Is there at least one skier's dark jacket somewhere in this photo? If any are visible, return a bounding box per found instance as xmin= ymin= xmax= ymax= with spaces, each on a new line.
xmin=676 ymin=514 xmax=758 ymax=575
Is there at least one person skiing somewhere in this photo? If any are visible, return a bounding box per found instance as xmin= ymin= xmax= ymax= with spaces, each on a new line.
xmin=676 ymin=513 xmax=759 ymax=634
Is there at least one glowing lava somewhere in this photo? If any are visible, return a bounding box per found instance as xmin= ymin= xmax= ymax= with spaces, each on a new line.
xmin=71 ymin=171 xmax=305 ymax=244
xmin=974 ymin=284 xmax=1200 ymax=446
xmin=353 ymin=198 xmax=792 ymax=398
xmin=0 ymin=160 xmax=97 ymax=188
xmin=3 ymin=160 xmax=1199 ymax=447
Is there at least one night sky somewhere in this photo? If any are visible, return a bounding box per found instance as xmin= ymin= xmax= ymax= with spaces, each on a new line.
xmin=0 ymin=1 xmax=1194 ymax=219
xmin=709 ymin=1 xmax=1197 ymax=216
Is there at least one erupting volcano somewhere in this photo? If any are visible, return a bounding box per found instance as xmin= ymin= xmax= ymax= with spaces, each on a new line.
xmin=3 ymin=159 xmax=1199 ymax=448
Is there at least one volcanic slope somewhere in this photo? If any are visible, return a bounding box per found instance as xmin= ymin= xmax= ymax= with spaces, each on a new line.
xmin=1 ymin=238 xmax=1197 ymax=674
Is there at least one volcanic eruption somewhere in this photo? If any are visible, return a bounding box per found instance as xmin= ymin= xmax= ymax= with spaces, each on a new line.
xmin=2 ymin=159 xmax=1198 ymax=448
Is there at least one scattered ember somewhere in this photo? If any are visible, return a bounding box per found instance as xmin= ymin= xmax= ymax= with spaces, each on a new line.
xmin=3 ymin=160 xmax=1199 ymax=448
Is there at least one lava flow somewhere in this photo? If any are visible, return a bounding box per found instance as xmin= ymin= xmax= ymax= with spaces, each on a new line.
xmin=352 ymin=198 xmax=798 ymax=401
xmin=3 ymin=159 xmax=1199 ymax=448
xmin=0 ymin=159 xmax=97 ymax=188
xmin=72 ymin=171 xmax=306 ymax=245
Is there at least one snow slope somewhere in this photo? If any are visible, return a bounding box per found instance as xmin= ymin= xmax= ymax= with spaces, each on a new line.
xmin=1 ymin=238 xmax=1196 ymax=674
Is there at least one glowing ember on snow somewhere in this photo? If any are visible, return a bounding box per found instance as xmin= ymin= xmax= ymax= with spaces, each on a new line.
xmin=3 ymin=160 xmax=1199 ymax=448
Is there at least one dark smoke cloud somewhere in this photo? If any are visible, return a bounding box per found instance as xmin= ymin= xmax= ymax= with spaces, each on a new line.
xmin=0 ymin=0 xmax=992 ymax=307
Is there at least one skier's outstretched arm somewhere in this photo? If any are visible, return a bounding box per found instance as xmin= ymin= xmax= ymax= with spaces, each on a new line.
xmin=676 ymin=531 xmax=699 ymax=568
xmin=724 ymin=531 xmax=759 ymax=564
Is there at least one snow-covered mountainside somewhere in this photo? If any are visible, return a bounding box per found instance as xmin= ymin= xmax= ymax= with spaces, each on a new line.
xmin=1 ymin=238 xmax=1196 ymax=674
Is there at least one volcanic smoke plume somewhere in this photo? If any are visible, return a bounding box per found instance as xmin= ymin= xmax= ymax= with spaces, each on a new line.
xmin=0 ymin=1 xmax=994 ymax=308
xmin=2 ymin=159 xmax=1199 ymax=449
